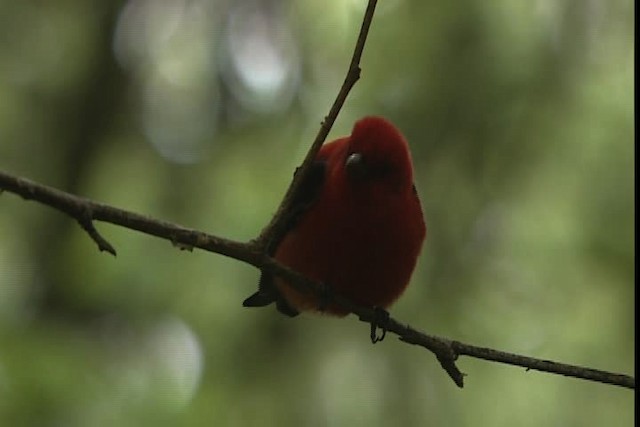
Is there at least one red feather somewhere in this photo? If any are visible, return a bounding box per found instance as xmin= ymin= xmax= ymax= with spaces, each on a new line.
xmin=272 ymin=116 xmax=426 ymax=316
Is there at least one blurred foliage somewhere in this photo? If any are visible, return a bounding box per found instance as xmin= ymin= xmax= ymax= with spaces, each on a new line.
xmin=0 ymin=0 xmax=634 ymax=426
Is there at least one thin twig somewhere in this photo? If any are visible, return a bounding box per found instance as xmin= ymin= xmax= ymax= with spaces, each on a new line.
xmin=255 ymin=0 xmax=379 ymax=251
xmin=452 ymin=342 xmax=635 ymax=389
xmin=0 ymin=171 xmax=257 ymax=265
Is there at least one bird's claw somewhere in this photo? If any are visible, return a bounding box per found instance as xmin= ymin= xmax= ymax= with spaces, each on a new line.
xmin=370 ymin=307 xmax=389 ymax=344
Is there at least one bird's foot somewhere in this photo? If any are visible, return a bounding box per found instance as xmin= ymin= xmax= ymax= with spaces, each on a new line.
xmin=370 ymin=307 xmax=389 ymax=344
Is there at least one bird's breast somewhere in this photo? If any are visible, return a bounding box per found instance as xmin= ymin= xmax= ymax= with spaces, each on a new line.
xmin=275 ymin=188 xmax=425 ymax=315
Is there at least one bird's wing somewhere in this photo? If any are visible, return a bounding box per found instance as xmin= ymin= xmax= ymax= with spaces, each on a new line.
xmin=242 ymin=160 xmax=327 ymax=316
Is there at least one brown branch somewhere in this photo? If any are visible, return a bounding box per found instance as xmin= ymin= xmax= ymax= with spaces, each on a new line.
xmin=451 ymin=342 xmax=636 ymax=389
xmin=0 ymin=171 xmax=256 ymax=265
xmin=0 ymin=0 xmax=634 ymax=391
xmin=255 ymin=0 xmax=378 ymax=252
xmin=0 ymin=169 xmax=635 ymax=390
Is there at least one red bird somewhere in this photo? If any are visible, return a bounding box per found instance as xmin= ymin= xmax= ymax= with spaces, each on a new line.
xmin=244 ymin=116 xmax=426 ymax=326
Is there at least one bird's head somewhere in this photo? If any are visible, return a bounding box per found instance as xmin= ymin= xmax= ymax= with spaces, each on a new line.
xmin=344 ymin=116 xmax=415 ymax=194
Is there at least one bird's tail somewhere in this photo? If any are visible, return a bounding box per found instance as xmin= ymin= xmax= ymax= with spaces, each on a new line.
xmin=242 ymin=291 xmax=275 ymax=308
xmin=243 ymin=273 xmax=299 ymax=317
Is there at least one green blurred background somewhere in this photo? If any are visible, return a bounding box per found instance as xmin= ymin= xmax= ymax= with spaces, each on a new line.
xmin=0 ymin=0 xmax=634 ymax=426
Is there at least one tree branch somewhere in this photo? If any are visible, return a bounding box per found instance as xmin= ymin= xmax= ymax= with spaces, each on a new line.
xmin=0 ymin=0 xmax=634 ymax=391
xmin=0 ymin=169 xmax=635 ymax=390
xmin=255 ymin=0 xmax=378 ymax=252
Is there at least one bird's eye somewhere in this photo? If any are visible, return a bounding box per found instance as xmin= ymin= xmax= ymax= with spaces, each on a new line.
xmin=345 ymin=152 xmax=368 ymax=180
xmin=346 ymin=152 xmax=362 ymax=167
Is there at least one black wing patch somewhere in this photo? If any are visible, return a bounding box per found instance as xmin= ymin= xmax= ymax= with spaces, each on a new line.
xmin=283 ymin=161 xmax=327 ymax=236
xmin=242 ymin=160 xmax=327 ymax=317
xmin=242 ymin=271 xmax=299 ymax=317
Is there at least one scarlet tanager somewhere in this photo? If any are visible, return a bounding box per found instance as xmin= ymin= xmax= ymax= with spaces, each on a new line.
xmin=244 ymin=116 xmax=426 ymax=325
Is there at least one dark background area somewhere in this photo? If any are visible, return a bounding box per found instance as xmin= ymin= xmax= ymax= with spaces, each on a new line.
xmin=0 ymin=1 xmax=634 ymax=426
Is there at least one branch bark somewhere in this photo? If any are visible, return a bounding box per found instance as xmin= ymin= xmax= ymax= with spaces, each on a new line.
xmin=255 ymin=0 xmax=378 ymax=252
xmin=0 ymin=169 xmax=635 ymax=390
xmin=0 ymin=0 xmax=634 ymax=391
